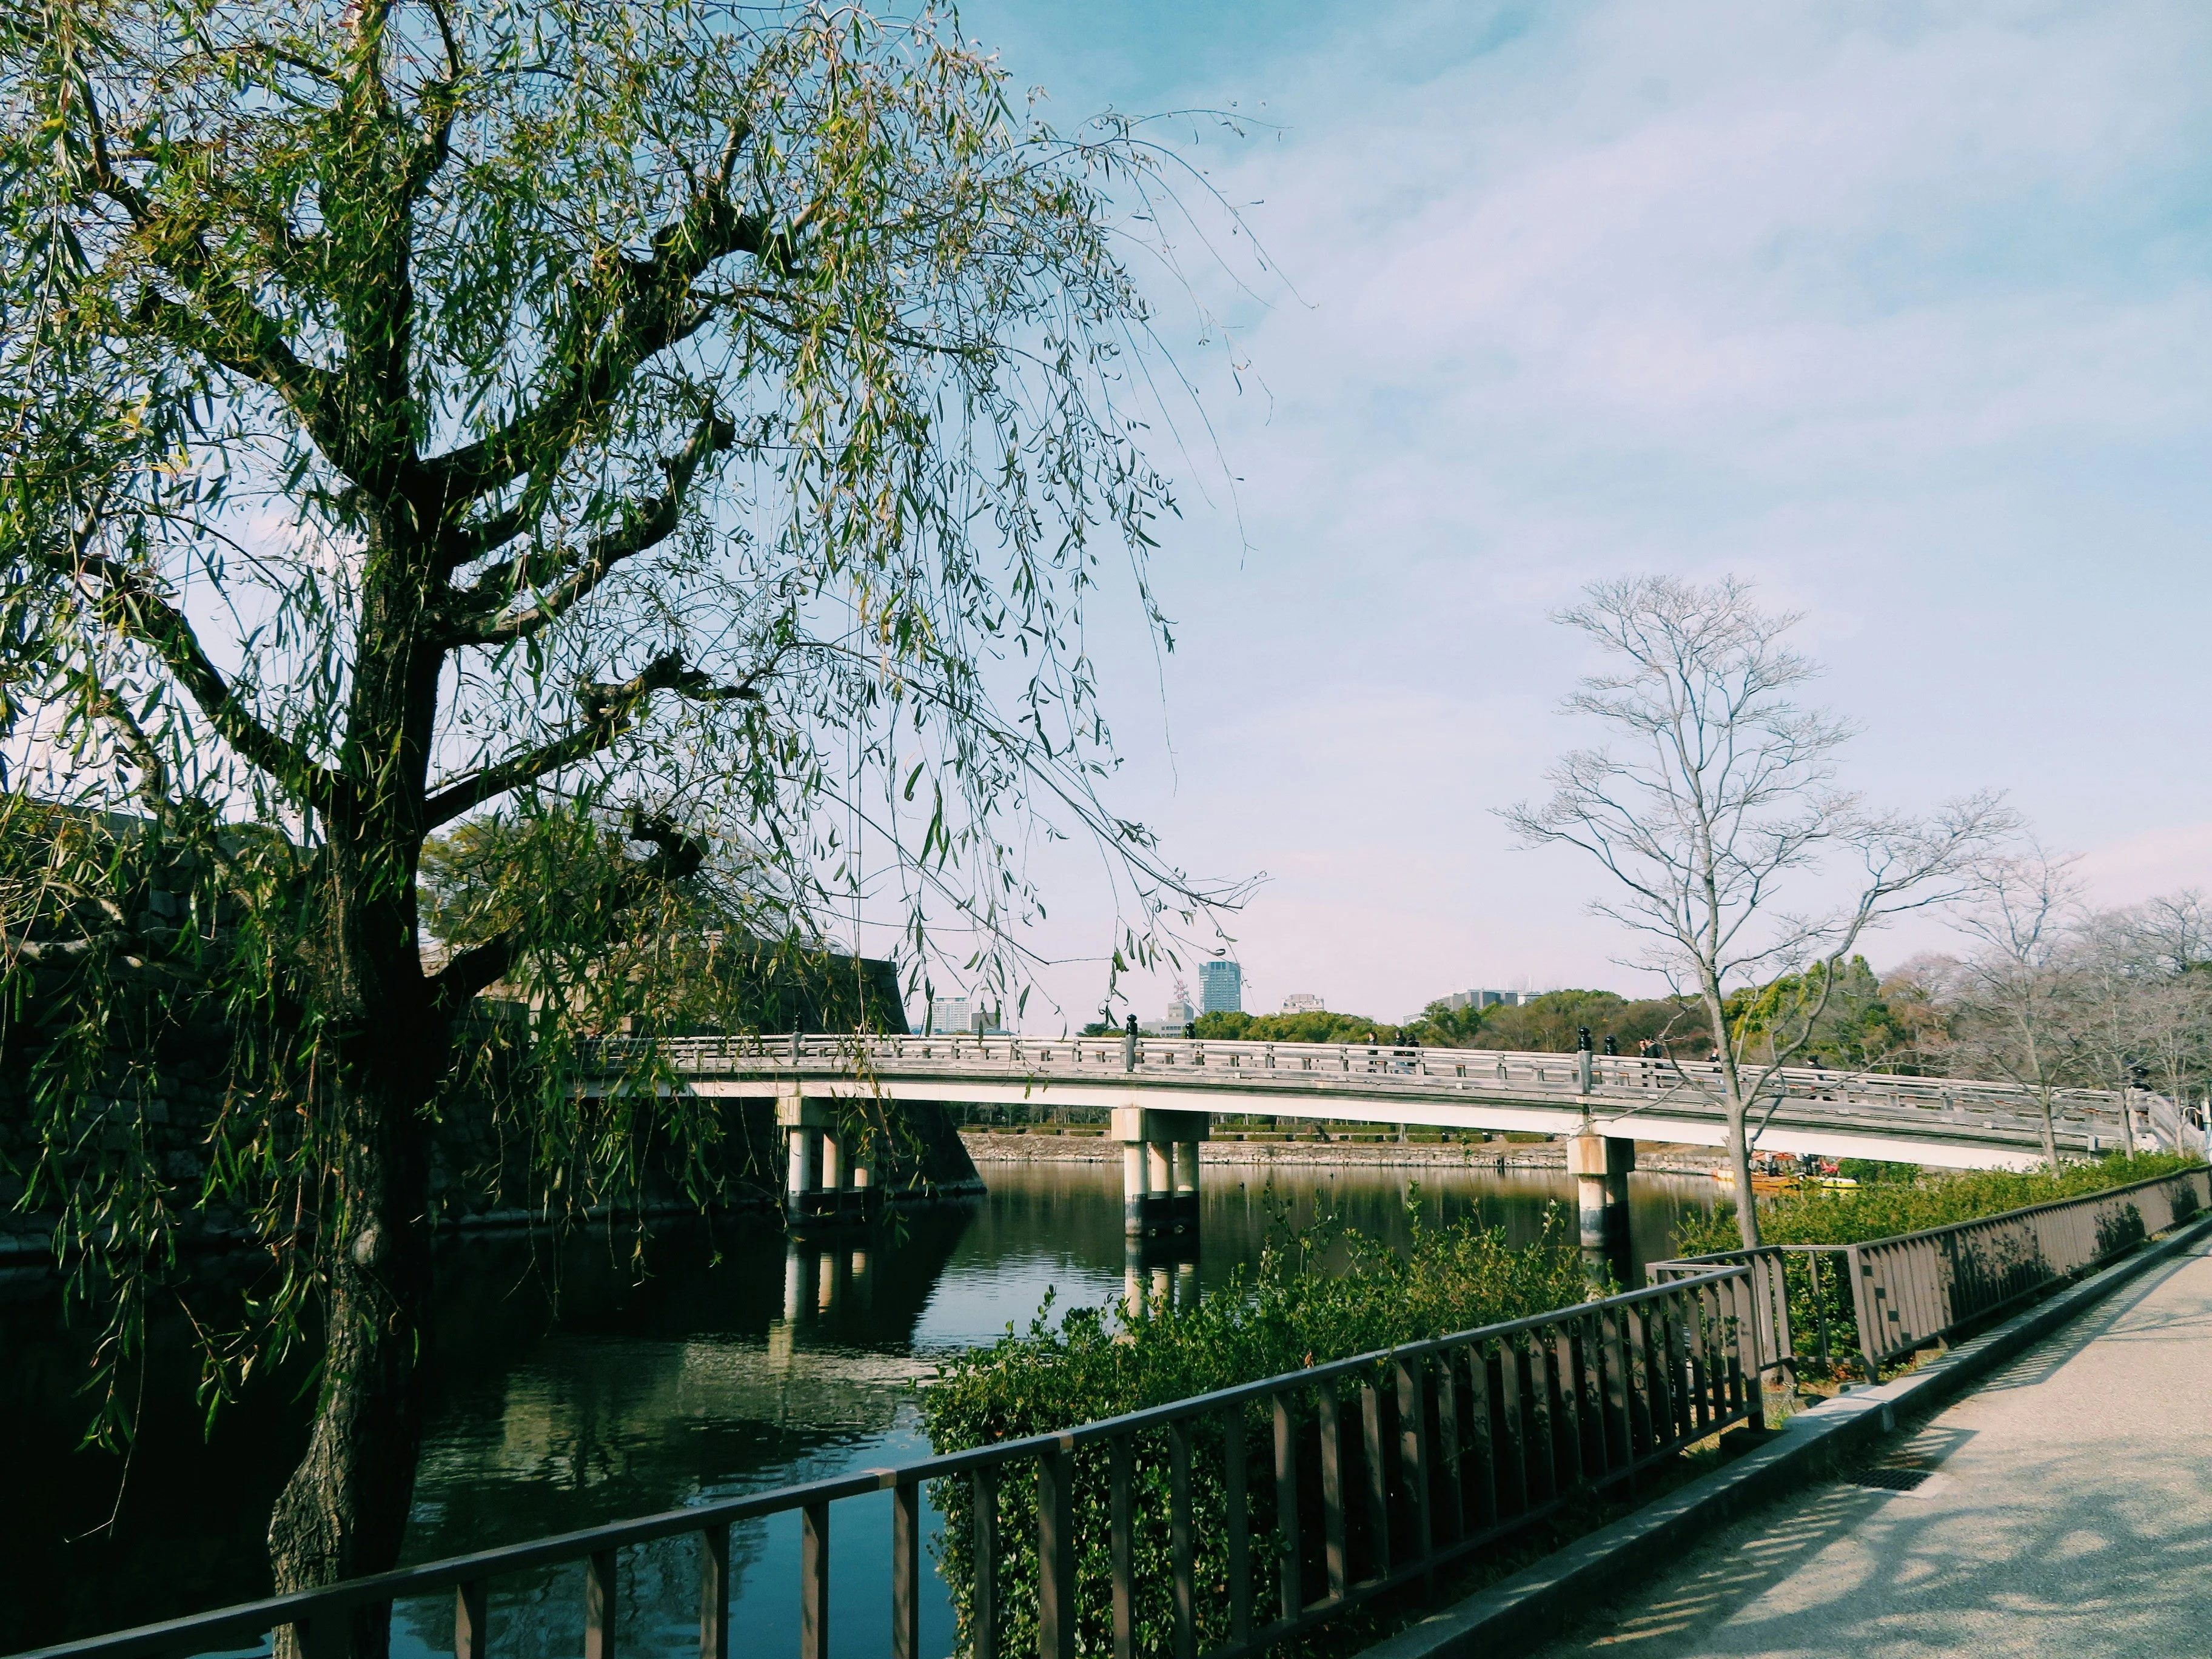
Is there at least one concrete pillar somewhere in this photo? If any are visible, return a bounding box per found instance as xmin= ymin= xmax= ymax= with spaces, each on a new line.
xmin=1569 ymin=1133 xmax=1635 ymax=1289
xmin=1174 ymin=1141 xmax=1201 ymax=1237
xmin=821 ymin=1131 xmax=845 ymax=1191
xmin=778 ymin=1089 xmax=833 ymax=1224
xmin=1145 ymin=1139 xmax=1173 ymax=1196
xmin=785 ymin=1127 xmax=816 ymax=1219
xmin=1122 ymin=1143 xmax=1148 ymax=1237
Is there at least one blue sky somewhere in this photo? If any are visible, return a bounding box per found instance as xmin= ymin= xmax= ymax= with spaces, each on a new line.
xmin=900 ymin=0 xmax=2212 ymax=1028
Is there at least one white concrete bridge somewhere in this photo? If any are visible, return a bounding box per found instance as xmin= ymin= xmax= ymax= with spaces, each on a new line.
xmin=589 ymin=1030 xmax=2195 ymax=1176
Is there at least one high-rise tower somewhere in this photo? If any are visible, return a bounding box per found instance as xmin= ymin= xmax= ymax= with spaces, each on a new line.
xmin=1197 ymin=959 xmax=1242 ymax=1016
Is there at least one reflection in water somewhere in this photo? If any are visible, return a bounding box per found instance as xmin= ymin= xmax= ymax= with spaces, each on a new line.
xmin=2 ymin=1161 xmax=1712 ymax=1653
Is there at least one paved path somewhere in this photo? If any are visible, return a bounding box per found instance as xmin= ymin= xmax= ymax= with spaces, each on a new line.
xmin=1529 ymin=1235 xmax=2212 ymax=1658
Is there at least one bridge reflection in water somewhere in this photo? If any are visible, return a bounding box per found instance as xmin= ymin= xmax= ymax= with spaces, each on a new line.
xmin=0 ymin=1162 xmax=1711 ymax=1653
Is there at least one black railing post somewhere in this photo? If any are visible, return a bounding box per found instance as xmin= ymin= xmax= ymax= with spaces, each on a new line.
xmin=700 ymin=1527 xmax=731 ymax=1659
xmin=1223 ymin=1408 xmax=1252 ymax=1642
xmin=890 ymin=1485 xmax=919 ymax=1659
xmin=973 ymin=1466 xmax=999 ymax=1659
xmin=456 ymin=1580 xmax=489 ymax=1659
xmin=1395 ymin=1356 xmax=1433 ymax=1589
xmin=1318 ymin=1389 xmax=1348 ymax=1602
xmin=1846 ymin=1242 xmax=1882 ymax=1381
xmin=800 ymin=1503 xmax=829 ymax=1659
xmin=586 ymin=1549 xmax=617 ymax=1659
xmin=1037 ymin=1443 xmax=1076 ymax=1659
xmin=1273 ymin=1392 xmax=1302 ymax=1621
xmin=1170 ymin=1419 xmax=1196 ymax=1659
xmin=1110 ymin=1435 xmax=1136 ymax=1659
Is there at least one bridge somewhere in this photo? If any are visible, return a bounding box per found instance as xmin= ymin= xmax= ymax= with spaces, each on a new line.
xmin=588 ymin=1033 xmax=2201 ymax=1255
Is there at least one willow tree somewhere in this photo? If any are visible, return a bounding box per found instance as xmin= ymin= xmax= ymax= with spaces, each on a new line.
xmin=1 ymin=0 xmax=1213 ymax=1635
xmin=1503 ymin=577 xmax=2011 ymax=1247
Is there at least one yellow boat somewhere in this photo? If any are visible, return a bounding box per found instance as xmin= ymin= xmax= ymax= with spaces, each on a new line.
xmin=1713 ymin=1169 xmax=1858 ymax=1193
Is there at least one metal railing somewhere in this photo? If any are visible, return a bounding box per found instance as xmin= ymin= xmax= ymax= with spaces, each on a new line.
xmin=1651 ymin=1166 xmax=2211 ymax=1379
xmin=15 ymin=1269 xmax=1769 ymax=1659
xmin=587 ymin=1034 xmax=2160 ymax=1158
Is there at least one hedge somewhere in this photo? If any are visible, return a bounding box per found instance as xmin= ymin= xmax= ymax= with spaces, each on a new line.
xmin=916 ymin=1202 xmax=1589 ymax=1658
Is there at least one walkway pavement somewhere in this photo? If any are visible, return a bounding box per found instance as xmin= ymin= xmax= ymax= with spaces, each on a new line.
xmin=1528 ymin=1235 xmax=2212 ymax=1658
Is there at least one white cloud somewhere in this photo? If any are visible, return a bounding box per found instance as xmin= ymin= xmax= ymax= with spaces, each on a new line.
xmin=966 ymin=0 xmax=2212 ymax=1025
xmin=2078 ymin=821 xmax=2212 ymax=906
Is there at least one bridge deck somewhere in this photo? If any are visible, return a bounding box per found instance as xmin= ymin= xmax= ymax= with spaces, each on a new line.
xmin=1527 ymin=1230 xmax=2212 ymax=1657
xmin=585 ymin=1035 xmax=2187 ymax=1170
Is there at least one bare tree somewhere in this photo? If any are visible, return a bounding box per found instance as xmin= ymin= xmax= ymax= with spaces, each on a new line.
xmin=1928 ymin=848 xmax=2091 ymax=1164
xmin=2073 ymin=892 xmax=2212 ymax=1131
xmin=1503 ymin=575 xmax=2011 ymax=1247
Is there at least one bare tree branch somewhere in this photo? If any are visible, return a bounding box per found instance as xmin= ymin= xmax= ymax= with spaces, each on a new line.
xmin=421 ymin=651 xmax=767 ymax=828
xmin=438 ymin=409 xmax=736 ymax=640
xmin=52 ymin=550 xmax=342 ymax=815
xmin=426 ymin=811 xmax=705 ymax=1016
xmin=424 ymin=183 xmax=780 ymax=504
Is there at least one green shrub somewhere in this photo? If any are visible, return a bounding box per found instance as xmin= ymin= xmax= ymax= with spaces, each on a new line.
xmin=1676 ymin=1151 xmax=2200 ymax=1256
xmin=1835 ymin=1158 xmax=1918 ymax=1185
xmin=916 ymin=1202 xmax=1589 ymax=1659
xmin=1673 ymin=1153 xmax=2202 ymax=1374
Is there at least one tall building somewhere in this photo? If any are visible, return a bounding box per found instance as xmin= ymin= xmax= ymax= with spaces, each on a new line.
xmin=926 ymin=996 xmax=971 ymax=1034
xmin=1198 ymin=959 xmax=1243 ymax=1015
xmin=1280 ymin=992 xmax=1326 ymax=1015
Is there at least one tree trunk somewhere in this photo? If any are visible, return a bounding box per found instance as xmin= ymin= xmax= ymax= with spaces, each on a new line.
xmin=267 ymin=1005 xmax=437 ymax=1657
xmin=1726 ymin=1100 xmax=1760 ymax=1249
xmin=1699 ymin=982 xmax=1763 ymax=1249
xmin=261 ymin=487 xmax=449 ymax=1653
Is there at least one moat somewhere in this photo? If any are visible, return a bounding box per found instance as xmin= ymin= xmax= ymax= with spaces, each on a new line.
xmin=2 ymin=1159 xmax=1715 ymax=1653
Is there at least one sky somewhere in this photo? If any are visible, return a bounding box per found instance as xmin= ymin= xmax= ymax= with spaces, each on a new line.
xmin=875 ymin=0 xmax=2212 ymax=1032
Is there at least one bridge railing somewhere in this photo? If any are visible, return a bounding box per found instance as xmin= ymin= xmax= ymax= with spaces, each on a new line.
xmin=1650 ymin=1165 xmax=2211 ymax=1380
xmin=589 ymin=1033 xmax=2136 ymax=1148
xmin=14 ymin=1268 xmax=1770 ymax=1659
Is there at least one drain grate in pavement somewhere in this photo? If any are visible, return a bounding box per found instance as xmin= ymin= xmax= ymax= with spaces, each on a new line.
xmin=1848 ymin=1465 xmax=1934 ymax=1492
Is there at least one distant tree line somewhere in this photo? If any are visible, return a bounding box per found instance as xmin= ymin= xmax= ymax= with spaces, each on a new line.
xmin=1886 ymin=866 xmax=2211 ymax=1159
xmin=1166 ymin=963 xmax=1904 ymax=1063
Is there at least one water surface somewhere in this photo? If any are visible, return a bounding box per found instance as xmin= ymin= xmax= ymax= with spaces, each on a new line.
xmin=0 ymin=1160 xmax=1713 ymax=1652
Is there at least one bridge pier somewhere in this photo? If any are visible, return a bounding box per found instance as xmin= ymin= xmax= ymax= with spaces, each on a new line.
xmin=1114 ymin=1107 xmax=1208 ymax=1238
xmin=1569 ymin=1133 xmax=1635 ymax=1288
xmin=779 ymin=1088 xmax=880 ymax=1231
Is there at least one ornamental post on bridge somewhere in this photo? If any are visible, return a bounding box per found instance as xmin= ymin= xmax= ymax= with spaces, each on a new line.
xmin=1113 ymin=1105 xmax=1208 ymax=1238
